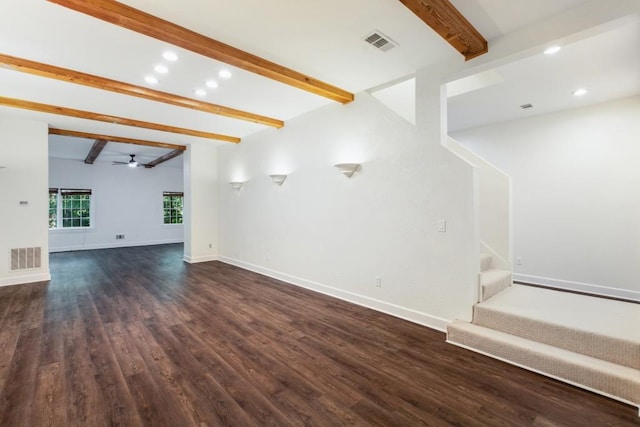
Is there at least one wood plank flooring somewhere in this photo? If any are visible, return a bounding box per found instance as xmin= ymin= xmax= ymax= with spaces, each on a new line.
xmin=0 ymin=244 xmax=637 ymax=426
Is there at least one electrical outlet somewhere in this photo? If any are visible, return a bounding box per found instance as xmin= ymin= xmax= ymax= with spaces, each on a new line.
xmin=516 ymin=256 xmax=522 ymax=265
xmin=375 ymin=276 xmax=382 ymax=288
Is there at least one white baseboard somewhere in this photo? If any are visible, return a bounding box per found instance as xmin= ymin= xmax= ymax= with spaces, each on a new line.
xmin=183 ymin=254 xmax=219 ymax=264
xmin=513 ymin=273 xmax=640 ymax=302
xmin=49 ymin=239 xmax=184 ymax=253
xmin=0 ymin=271 xmax=51 ymax=287
xmin=218 ymin=256 xmax=451 ymax=332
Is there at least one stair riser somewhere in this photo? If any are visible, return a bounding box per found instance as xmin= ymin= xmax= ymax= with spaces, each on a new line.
xmin=473 ymin=306 xmax=640 ymax=370
xmin=480 ymin=272 xmax=512 ymax=301
xmin=480 ymin=254 xmax=493 ymax=272
xmin=447 ymin=326 xmax=640 ymax=407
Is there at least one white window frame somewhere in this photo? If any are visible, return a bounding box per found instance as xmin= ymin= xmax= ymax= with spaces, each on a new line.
xmin=163 ymin=191 xmax=184 ymax=225
xmin=49 ymin=188 xmax=94 ymax=230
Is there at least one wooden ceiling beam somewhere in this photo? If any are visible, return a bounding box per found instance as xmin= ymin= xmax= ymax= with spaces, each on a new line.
xmin=144 ymin=149 xmax=184 ymax=168
xmin=0 ymin=96 xmax=240 ymax=143
xmin=398 ymin=0 xmax=487 ymax=60
xmin=0 ymin=53 xmax=283 ymax=128
xmin=49 ymin=128 xmax=187 ymax=151
xmin=84 ymin=139 xmax=107 ymax=164
xmin=46 ymin=0 xmax=354 ymax=104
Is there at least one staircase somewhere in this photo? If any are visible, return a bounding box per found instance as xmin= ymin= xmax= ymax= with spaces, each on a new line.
xmin=447 ymin=284 xmax=640 ymax=412
xmin=479 ymin=253 xmax=511 ymax=301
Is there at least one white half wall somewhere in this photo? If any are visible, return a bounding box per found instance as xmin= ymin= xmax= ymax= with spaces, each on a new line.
xmin=218 ymin=92 xmax=476 ymax=330
xmin=452 ymin=96 xmax=640 ymax=300
xmin=49 ymin=158 xmax=184 ymax=252
xmin=0 ymin=116 xmax=50 ymax=286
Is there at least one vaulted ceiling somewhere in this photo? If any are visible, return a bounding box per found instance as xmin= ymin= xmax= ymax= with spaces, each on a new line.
xmin=3 ymin=0 xmax=627 ymax=168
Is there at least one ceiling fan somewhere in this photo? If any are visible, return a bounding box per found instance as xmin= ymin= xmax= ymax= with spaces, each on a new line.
xmin=112 ymin=154 xmax=152 ymax=168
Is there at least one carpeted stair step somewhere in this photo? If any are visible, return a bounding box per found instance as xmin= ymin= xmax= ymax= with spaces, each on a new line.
xmin=447 ymin=320 xmax=640 ymax=407
xmin=480 ymin=253 xmax=493 ymax=272
xmin=473 ymin=285 xmax=640 ymax=370
xmin=480 ymin=268 xmax=511 ymax=301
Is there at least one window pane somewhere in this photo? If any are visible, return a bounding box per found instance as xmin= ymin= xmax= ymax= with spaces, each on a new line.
xmin=163 ymin=194 xmax=183 ymax=224
xmin=59 ymin=190 xmax=92 ymax=228
xmin=49 ymin=192 xmax=58 ymax=228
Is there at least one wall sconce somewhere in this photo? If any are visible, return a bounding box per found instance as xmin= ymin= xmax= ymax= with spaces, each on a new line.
xmin=229 ymin=181 xmax=243 ymax=190
xmin=269 ymin=174 xmax=287 ymax=185
xmin=334 ymin=163 xmax=360 ymax=178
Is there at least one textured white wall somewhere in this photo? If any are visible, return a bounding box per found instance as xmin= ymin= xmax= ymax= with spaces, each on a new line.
xmin=447 ymin=137 xmax=511 ymax=266
xmin=218 ymin=92 xmax=476 ymax=329
xmin=452 ymin=96 xmax=640 ymax=300
xmin=0 ymin=116 xmax=50 ymax=286
xmin=183 ymin=142 xmax=219 ymax=263
xmin=49 ymin=157 xmax=184 ymax=252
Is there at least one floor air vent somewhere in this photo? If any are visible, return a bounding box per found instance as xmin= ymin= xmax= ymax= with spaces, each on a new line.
xmin=363 ymin=31 xmax=397 ymax=52
xmin=10 ymin=247 xmax=42 ymax=271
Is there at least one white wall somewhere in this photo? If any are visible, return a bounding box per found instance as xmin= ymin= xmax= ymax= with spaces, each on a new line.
xmin=447 ymin=137 xmax=512 ymax=268
xmin=452 ymin=96 xmax=640 ymax=300
xmin=49 ymin=157 xmax=184 ymax=252
xmin=183 ymin=142 xmax=219 ymax=263
xmin=218 ymin=92 xmax=476 ymax=330
xmin=0 ymin=116 xmax=50 ymax=286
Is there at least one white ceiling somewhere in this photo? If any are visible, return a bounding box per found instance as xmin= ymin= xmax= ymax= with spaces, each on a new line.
xmin=451 ymin=0 xmax=588 ymax=41
xmin=1 ymin=0 xmax=634 ymax=166
xmin=448 ymin=21 xmax=640 ymax=132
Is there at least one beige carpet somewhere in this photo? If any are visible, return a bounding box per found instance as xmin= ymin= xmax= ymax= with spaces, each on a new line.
xmin=447 ymin=285 xmax=640 ymax=409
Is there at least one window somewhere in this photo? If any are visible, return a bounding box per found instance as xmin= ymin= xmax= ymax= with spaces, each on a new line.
xmin=49 ymin=188 xmax=58 ymax=229
xmin=49 ymin=188 xmax=92 ymax=229
xmin=163 ymin=191 xmax=183 ymax=224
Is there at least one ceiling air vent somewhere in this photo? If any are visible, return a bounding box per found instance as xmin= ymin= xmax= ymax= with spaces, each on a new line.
xmin=520 ymin=103 xmax=533 ymax=109
xmin=363 ymin=31 xmax=397 ymax=52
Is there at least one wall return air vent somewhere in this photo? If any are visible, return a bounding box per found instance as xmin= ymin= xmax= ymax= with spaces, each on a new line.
xmin=363 ymin=31 xmax=397 ymax=52
xmin=10 ymin=247 xmax=42 ymax=271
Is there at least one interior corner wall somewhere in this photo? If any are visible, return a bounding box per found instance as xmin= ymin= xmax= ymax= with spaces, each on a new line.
xmin=217 ymin=92 xmax=476 ymax=330
xmin=183 ymin=142 xmax=218 ymax=264
xmin=49 ymin=158 xmax=184 ymax=252
xmin=0 ymin=116 xmax=50 ymax=286
xmin=451 ymin=96 xmax=640 ymax=300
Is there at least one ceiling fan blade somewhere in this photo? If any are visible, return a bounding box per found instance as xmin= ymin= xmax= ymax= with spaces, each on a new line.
xmin=112 ymin=161 xmax=128 ymax=165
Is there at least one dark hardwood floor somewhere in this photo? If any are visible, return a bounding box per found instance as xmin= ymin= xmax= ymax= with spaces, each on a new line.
xmin=0 ymin=244 xmax=637 ymax=426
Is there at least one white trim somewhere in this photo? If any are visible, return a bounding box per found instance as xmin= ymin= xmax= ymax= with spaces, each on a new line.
xmin=513 ymin=273 xmax=640 ymax=302
xmin=446 ymin=339 xmax=639 ymax=409
xmin=49 ymin=226 xmax=96 ymax=233
xmin=0 ymin=272 xmax=51 ymax=287
xmin=49 ymin=239 xmax=184 ymax=253
xmin=219 ymin=256 xmax=451 ymax=332
xmin=183 ymin=254 xmax=218 ymax=264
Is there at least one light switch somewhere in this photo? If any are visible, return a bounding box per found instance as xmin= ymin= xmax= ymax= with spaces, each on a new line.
xmin=437 ymin=220 xmax=446 ymax=232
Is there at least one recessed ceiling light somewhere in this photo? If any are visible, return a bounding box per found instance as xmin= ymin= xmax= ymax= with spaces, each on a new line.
xmin=154 ymin=64 xmax=168 ymax=74
xmin=144 ymin=75 xmax=158 ymax=85
xmin=573 ymin=88 xmax=587 ymax=96
xmin=163 ymin=51 xmax=178 ymax=61
xmin=219 ymin=69 xmax=232 ymax=79
xmin=194 ymin=88 xmax=207 ymax=97
xmin=544 ymin=45 xmax=561 ymax=55
xmin=206 ymin=80 xmax=219 ymax=89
